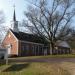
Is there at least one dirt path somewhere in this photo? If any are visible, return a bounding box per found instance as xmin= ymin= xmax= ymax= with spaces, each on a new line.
xmin=8 ymin=58 xmax=75 ymax=63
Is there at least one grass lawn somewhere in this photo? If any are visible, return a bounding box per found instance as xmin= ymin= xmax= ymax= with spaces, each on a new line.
xmin=0 ymin=62 xmax=70 ymax=75
xmin=0 ymin=54 xmax=75 ymax=75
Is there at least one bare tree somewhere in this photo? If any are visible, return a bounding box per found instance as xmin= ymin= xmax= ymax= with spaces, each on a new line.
xmin=23 ymin=0 xmax=75 ymax=54
xmin=0 ymin=11 xmax=5 ymax=42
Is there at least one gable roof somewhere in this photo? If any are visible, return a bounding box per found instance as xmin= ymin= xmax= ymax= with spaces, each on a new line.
xmin=10 ymin=29 xmax=45 ymax=44
xmin=56 ymin=40 xmax=70 ymax=48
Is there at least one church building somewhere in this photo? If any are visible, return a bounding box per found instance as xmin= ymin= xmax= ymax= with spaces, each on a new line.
xmin=2 ymin=9 xmax=49 ymax=56
xmin=2 ymin=9 xmax=71 ymax=57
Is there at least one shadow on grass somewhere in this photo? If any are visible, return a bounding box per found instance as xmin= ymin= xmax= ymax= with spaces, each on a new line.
xmin=3 ymin=63 xmax=30 ymax=72
xmin=0 ymin=60 xmax=6 ymax=66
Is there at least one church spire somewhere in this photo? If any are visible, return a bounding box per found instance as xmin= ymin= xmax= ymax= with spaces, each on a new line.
xmin=13 ymin=9 xmax=16 ymax=21
xmin=13 ymin=5 xmax=16 ymax=21
xmin=11 ymin=5 xmax=19 ymax=32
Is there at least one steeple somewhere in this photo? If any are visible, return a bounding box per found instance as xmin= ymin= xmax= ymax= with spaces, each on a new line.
xmin=13 ymin=8 xmax=16 ymax=21
xmin=11 ymin=5 xmax=19 ymax=32
xmin=13 ymin=5 xmax=16 ymax=21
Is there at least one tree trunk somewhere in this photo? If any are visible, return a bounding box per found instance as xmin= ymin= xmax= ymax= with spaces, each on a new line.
xmin=50 ymin=43 xmax=52 ymax=55
xmin=50 ymin=41 xmax=55 ymax=55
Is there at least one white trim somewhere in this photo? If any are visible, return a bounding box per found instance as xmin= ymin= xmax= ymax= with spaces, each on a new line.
xmin=20 ymin=40 xmax=44 ymax=46
xmin=2 ymin=31 xmax=9 ymax=44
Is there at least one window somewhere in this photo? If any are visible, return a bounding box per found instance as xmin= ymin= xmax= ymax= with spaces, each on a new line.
xmin=22 ymin=46 xmax=24 ymax=51
xmin=21 ymin=44 xmax=29 ymax=56
xmin=26 ymin=45 xmax=29 ymax=50
xmin=22 ymin=45 xmax=29 ymax=51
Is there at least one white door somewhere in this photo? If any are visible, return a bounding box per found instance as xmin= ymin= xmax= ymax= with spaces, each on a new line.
xmin=8 ymin=47 xmax=11 ymax=54
xmin=7 ymin=44 xmax=11 ymax=55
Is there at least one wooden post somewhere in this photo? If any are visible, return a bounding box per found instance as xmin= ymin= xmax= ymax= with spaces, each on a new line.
xmin=5 ymin=49 xmax=8 ymax=65
xmin=6 ymin=58 xmax=8 ymax=65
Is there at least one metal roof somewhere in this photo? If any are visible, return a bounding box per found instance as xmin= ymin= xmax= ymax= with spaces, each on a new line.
xmin=56 ymin=40 xmax=70 ymax=48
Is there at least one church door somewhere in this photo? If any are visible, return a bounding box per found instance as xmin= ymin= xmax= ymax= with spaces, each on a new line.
xmin=7 ymin=44 xmax=11 ymax=55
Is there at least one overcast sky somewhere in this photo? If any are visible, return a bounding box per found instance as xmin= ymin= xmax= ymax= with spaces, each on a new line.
xmin=0 ymin=0 xmax=28 ymax=28
xmin=0 ymin=0 xmax=75 ymax=29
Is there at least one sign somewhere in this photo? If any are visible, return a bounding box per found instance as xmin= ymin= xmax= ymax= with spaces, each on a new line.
xmin=0 ymin=48 xmax=8 ymax=65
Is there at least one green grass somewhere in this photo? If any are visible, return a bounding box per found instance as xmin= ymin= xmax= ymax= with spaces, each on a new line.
xmin=0 ymin=54 xmax=75 ymax=75
xmin=0 ymin=62 xmax=70 ymax=75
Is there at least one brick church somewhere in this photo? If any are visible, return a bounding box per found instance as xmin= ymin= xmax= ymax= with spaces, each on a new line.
xmin=2 ymin=9 xmax=71 ymax=57
xmin=2 ymin=9 xmax=49 ymax=56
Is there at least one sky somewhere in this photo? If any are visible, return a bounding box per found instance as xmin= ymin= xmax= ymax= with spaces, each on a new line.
xmin=0 ymin=0 xmax=28 ymax=28
xmin=0 ymin=0 xmax=75 ymax=29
